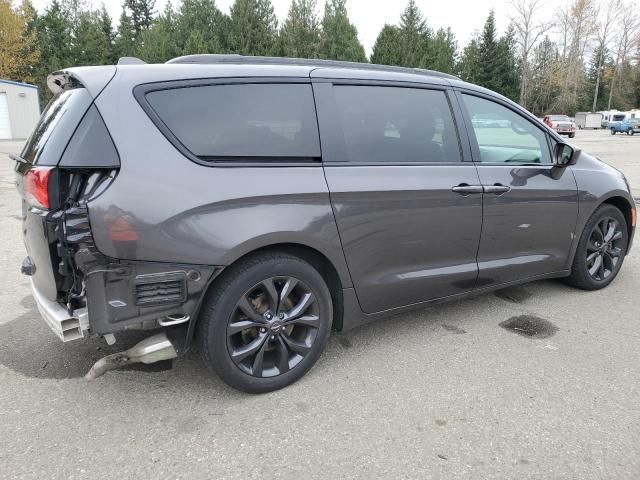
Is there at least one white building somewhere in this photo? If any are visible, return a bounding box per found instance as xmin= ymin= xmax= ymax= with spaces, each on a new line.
xmin=0 ymin=79 xmax=41 ymax=140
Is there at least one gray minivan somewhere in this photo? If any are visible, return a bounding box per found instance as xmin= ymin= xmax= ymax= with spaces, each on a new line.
xmin=15 ymin=56 xmax=635 ymax=392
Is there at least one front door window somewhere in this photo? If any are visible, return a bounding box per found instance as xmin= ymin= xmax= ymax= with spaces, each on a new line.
xmin=462 ymin=94 xmax=551 ymax=165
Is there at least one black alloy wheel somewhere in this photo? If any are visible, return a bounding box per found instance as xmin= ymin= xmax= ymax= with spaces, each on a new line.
xmin=566 ymin=204 xmax=628 ymax=290
xmin=585 ymin=217 xmax=624 ymax=282
xmin=197 ymin=252 xmax=332 ymax=393
xmin=227 ymin=276 xmax=320 ymax=378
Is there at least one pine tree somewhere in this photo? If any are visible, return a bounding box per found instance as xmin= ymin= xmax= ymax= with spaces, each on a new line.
xmin=32 ymin=0 xmax=73 ymax=101
xmin=427 ymin=27 xmax=457 ymax=74
xmin=176 ymin=0 xmax=228 ymax=55
xmin=114 ymin=7 xmax=136 ymax=57
xmin=138 ymin=3 xmax=180 ymax=62
xmin=397 ymin=0 xmax=430 ymax=67
xmin=476 ymin=10 xmax=499 ymax=88
xmin=125 ymin=0 xmax=155 ymax=39
xmin=370 ymin=24 xmax=401 ymax=65
xmin=73 ymin=9 xmax=113 ymax=66
xmin=458 ymin=36 xmax=480 ymax=82
xmin=114 ymin=0 xmax=155 ymax=57
xmin=319 ymin=0 xmax=366 ymax=62
xmin=98 ymin=5 xmax=116 ymax=63
xmin=278 ymin=0 xmax=321 ymax=58
xmin=494 ymin=26 xmax=520 ymax=100
xmin=228 ymin=0 xmax=278 ymax=56
xmin=468 ymin=10 xmax=520 ymax=100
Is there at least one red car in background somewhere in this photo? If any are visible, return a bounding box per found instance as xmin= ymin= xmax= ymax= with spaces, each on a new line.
xmin=543 ymin=114 xmax=576 ymax=138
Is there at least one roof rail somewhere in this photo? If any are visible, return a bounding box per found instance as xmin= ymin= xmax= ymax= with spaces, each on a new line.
xmin=118 ymin=57 xmax=146 ymax=65
xmin=166 ymin=54 xmax=459 ymax=80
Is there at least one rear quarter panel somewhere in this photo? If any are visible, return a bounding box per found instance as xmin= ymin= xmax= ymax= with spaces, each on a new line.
xmin=88 ymin=71 xmax=352 ymax=287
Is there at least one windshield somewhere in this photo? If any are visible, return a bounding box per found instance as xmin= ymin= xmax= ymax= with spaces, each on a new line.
xmin=549 ymin=115 xmax=569 ymax=121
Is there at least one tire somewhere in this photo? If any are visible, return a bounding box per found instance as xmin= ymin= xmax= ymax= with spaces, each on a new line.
xmin=197 ymin=252 xmax=333 ymax=393
xmin=569 ymin=133 xmax=575 ymax=138
xmin=565 ymin=205 xmax=628 ymax=291
xmin=611 ymin=129 xmax=616 ymax=135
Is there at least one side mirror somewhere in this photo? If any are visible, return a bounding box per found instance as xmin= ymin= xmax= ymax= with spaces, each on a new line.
xmin=554 ymin=143 xmax=579 ymax=167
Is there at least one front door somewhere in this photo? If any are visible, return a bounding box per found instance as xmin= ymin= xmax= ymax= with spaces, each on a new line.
xmin=458 ymin=92 xmax=579 ymax=287
xmin=314 ymin=81 xmax=483 ymax=313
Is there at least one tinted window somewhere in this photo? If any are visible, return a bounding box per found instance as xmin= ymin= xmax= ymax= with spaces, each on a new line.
xmin=331 ymin=86 xmax=461 ymax=163
xmin=21 ymin=88 xmax=93 ymax=165
xmin=59 ymin=105 xmax=120 ymax=168
xmin=462 ymin=94 xmax=551 ymax=164
xmin=146 ymin=83 xmax=320 ymax=159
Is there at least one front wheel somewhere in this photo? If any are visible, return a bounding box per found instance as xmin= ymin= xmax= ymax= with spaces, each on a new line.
xmin=611 ymin=129 xmax=616 ymax=135
xmin=197 ymin=252 xmax=333 ymax=393
xmin=565 ymin=205 xmax=628 ymax=290
xmin=569 ymin=133 xmax=575 ymax=138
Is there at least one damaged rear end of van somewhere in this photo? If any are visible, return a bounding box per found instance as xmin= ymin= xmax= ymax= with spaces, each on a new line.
xmin=15 ymin=67 xmax=215 ymax=377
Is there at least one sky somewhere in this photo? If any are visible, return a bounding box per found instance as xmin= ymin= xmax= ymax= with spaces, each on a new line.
xmin=30 ymin=0 xmax=513 ymax=56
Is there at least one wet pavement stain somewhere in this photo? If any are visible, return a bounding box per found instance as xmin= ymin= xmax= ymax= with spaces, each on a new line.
xmin=500 ymin=315 xmax=559 ymax=339
xmin=441 ymin=324 xmax=466 ymax=334
xmin=494 ymin=286 xmax=532 ymax=303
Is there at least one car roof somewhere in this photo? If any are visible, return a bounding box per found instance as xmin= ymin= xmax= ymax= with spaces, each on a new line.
xmin=167 ymin=54 xmax=459 ymax=81
xmin=57 ymin=56 xmax=531 ymax=119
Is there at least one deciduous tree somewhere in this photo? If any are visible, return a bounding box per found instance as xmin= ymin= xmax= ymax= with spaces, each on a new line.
xmin=0 ymin=0 xmax=40 ymax=83
xmin=509 ymin=0 xmax=552 ymax=107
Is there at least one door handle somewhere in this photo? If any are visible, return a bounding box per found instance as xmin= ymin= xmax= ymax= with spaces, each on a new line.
xmin=451 ymin=184 xmax=484 ymax=195
xmin=484 ymin=184 xmax=511 ymax=195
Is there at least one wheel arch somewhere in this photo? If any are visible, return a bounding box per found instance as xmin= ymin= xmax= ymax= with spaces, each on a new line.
xmin=211 ymin=242 xmax=346 ymax=331
xmin=601 ymin=195 xmax=634 ymax=252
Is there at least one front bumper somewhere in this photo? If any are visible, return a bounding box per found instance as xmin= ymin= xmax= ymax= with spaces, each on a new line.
xmin=30 ymin=278 xmax=89 ymax=342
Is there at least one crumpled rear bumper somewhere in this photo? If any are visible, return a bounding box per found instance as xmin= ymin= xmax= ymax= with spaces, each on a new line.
xmin=30 ymin=278 xmax=89 ymax=342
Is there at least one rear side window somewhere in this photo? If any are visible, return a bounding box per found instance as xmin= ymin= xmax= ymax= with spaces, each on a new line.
xmin=328 ymin=86 xmax=461 ymax=163
xmin=59 ymin=105 xmax=119 ymax=168
xmin=145 ymin=83 xmax=321 ymax=160
xmin=21 ymin=88 xmax=93 ymax=165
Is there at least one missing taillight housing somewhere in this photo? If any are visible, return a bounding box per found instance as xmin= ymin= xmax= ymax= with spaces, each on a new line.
xmin=24 ymin=167 xmax=53 ymax=209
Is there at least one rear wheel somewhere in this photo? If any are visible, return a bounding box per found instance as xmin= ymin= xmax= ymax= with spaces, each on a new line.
xmin=611 ymin=129 xmax=616 ymax=135
xmin=566 ymin=205 xmax=628 ymax=290
xmin=197 ymin=253 xmax=332 ymax=393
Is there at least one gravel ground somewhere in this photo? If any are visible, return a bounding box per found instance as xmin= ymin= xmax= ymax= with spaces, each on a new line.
xmin=0 ymin=129 xmax=639 ymax=479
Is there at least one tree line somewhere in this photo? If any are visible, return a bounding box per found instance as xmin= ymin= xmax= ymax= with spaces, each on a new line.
xmin=1 ymin=0 xmax=639 ymax=115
